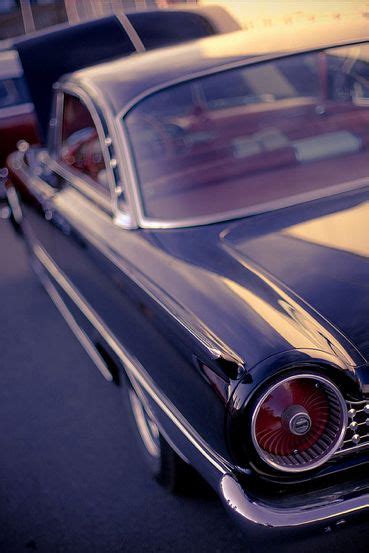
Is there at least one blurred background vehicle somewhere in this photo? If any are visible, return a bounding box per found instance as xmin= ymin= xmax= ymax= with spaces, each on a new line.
xmin=0 ymin=1 xmax=237 ymax=191
xmin=0 ymin=48 xmax=38 ymax=167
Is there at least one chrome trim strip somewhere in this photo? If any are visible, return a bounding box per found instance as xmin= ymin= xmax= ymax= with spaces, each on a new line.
xmin=66 ymin=219 xmax=244 ymax=365
xmin=114 ymin=112 xmax=146 ymax=229
xmin=8 ymin=151 xmax=55 ymax=200
xmin=43 ymin=277 xmax=113 ymax=382
xmin=75 ymin=79 xmax=139 ymax=230
xmin=51 ymin=84 xmax=117 ymax=212
xmin=117 ymin=38 xmax=369 ymax=120
xmin=52 ymin=82 xmax=137 ymax=230
xmin=46 ymin=156 xmax=113 ymax=215
xmin=33 ymin=242 xmax=229 ymax=476
xmin=114 ymin=40 xmax=369 ymax=230
xmin=118 ymin=169 xmax=369 ymax=229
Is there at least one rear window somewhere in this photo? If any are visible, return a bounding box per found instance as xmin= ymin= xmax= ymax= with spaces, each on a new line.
xmin=125 ymin=44 xmax=369 ymax=224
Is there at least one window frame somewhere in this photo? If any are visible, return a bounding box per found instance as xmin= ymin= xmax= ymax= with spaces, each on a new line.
xmin=48 ymin=82 xmax=135 ymax=228
xmin=118 ymin=40 xmax=369 ymax=230
xmin=57 ymin=87 xmax=114 ymax=212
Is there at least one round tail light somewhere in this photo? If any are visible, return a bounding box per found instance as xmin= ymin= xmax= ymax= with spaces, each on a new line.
xmin=251 ymin=374 xmax=347 ymax=472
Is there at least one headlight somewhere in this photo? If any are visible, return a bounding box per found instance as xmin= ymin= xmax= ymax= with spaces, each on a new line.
xmin=251 ymin=374 xmax=347 ymax=472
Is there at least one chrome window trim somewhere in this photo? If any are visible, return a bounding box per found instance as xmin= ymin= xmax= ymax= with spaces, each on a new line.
xmin=79 ymin=79 xmax=139 ymax=230
xmin=53 ymin=84 xmax=115 ymax=208
xmin=45 ymin=155 xmax=113 ymax=215
xmin=114 ymin=39 xmax=369 ymax=230
xmin=117 ymin=115 xmax=369 ymax=229
xmin=49 ymin=82 xmax=137 ymax=229
xmin=116 ymin=38 xmax=369 ymax=121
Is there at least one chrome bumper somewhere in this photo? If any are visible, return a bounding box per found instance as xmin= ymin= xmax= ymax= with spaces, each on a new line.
xmin=220 ymin=473 xmax=369 ymax=540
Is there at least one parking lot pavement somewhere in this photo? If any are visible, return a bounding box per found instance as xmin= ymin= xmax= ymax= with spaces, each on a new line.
xmin=1 ymin=216 xmax=369 ymax=553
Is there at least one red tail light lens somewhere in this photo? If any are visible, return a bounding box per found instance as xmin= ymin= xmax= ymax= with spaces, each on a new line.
xmin=251 ymin=374 xmax=347 ymax=472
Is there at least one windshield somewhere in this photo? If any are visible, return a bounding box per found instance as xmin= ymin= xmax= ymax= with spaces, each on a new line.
xmin=125 ymin=44 xmax=369 ymax=224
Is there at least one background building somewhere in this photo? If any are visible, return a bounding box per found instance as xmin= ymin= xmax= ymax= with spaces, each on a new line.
xmin=0 ymin=0 xmax=198 ymax=40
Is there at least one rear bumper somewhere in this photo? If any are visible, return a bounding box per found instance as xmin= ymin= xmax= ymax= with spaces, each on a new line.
xmin=220 ymin=473 xmax=369 ymax=541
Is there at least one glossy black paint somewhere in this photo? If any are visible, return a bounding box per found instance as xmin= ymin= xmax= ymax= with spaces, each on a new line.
xmin=9 ymin=145 xmax=369 ymax=534
xmin=6 ymin=31 xmax=369 ymax=540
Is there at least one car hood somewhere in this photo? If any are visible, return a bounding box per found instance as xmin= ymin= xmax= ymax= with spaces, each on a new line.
xmin=221 ymin=185 xmax=369 ymax=363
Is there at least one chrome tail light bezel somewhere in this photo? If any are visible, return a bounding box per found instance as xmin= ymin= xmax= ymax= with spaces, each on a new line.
xmin=251 ymin=373 xmax=348 ymax=473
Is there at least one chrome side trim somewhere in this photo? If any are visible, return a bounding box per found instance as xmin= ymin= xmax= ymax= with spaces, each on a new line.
xmin=43 ymin=277 xmax=113 ymax=382
xmin=116 ymin=157 xmax=369 ymax=228
xmin=115 ymin=40 xmax=369 ymax=230
xmin=117 ymin=38 xmax=369 ymax=120
xmin=46 ymin=156 xmax=112 ymax=215
xmin=64 ymin=218 xmax=244 ymax=366
xmin=51 ymin=82 xmax=137 ymax=230
xmin=33 ymin=243 xmax=229 ymax=476
xmin=51 ymin=85 xmax=117 ymax=211
xmin=8 ymin=150 xmax=56 ymax=200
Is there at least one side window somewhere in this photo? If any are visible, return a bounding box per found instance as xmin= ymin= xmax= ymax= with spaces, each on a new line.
xmin=60 ymin=93 xmax=109 ymax=195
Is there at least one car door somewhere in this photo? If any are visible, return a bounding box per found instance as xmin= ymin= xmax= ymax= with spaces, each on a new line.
xmin=34 ymin=87 xmax=155 ymax=378
xmin=11 ymin=85 xmax=231 ymax=463
xmin=36 ymin=88 xmax=194 ymax=399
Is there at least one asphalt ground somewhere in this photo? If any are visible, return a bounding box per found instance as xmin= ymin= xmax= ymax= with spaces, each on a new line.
xmin=1 ymin=215 xmax=369 ymax=552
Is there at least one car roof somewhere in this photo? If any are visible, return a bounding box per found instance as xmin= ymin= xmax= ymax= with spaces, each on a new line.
xmin=67 ymin=20 xmax=369 ymax=117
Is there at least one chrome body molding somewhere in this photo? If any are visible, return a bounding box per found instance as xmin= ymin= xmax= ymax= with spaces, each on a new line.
xmin=43 ymin=276 xmax=113 ymax=382
xmin=32 ymin=242 xmax=230 ymax=477
xmin=115 ymin=37 xmax=369 ymax=121
xmin=8 ymin=149 xmax=244 ymax=370
xmin=76 ymin=224 xmax=244 ymax=366
xmin=49 ymin=81 xmax=138 ymax=229
xmin=60 ymin=37 xmax=369 ymax=230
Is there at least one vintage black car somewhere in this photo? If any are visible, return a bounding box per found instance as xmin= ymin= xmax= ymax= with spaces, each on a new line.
xmin=6 ymin=24 xmax=369 ymax=545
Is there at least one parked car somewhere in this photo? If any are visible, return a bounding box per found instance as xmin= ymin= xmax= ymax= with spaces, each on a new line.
xmin=0 ymin=47 xmax=39 ymax=198
xmin=6 ymin=25 xmax=369 ymax=546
